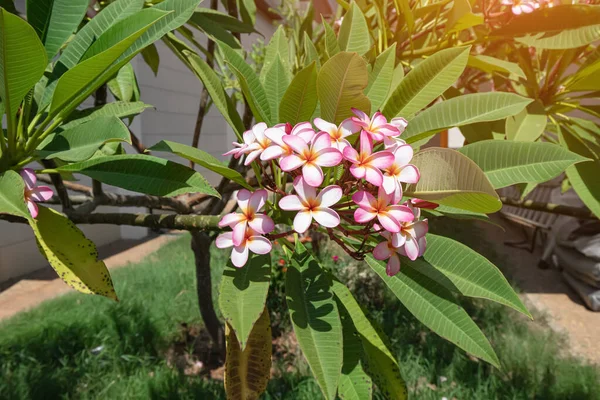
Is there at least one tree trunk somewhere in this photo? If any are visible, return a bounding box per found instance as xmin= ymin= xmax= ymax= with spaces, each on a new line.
xmin=190 ymin=231 xmax=225 ymax=359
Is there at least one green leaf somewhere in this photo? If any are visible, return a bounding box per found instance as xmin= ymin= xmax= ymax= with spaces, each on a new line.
xmin=61 ymin=101 xmax=152 ymax=130
xmin=323 ymin=21 xmax=340 ymax=59
xmin=194 ymin=8 xmax=255 ymax=33
xmin=220 ymin=41 xmax=272 ymax=125
xmin=31 ymin=206 xmax=117 ymax=300
xmin=50 ymin=8 xmax=169 ymax=116
xmin=149 ymin=140 xmax=251 ymax=190
xmin=280 ymin=62 xmax=318 ymax=125
xmin=37 ymin=116 xmax=131 ymax=162
xmin=303 ymin=32 xmax=321 ymax=69
xmin=107 ymin=63 xmax=136 ymax=102
xmin=367 ymin=256 xmax=500 ymax=367
xmin=564 ymin=58 xmax=600 ymax=92
xmin=403 ymin=92 xmax=532 ymax=144
xmin=459 ymin=120 xmax=505 ymax=143
xmin=286 ymin=241 xmax=342 ymax=400
xmin=332 ymin=280 xmax=407 ymax=400
xmin=219 ymin=254 xmax=271 ymax=351
xmin=338 ymin=2 xmax=370 ymax=55
xmin=190 ymin=11 xmax=241 ymax=49
xmin=405 ymin=148 xmax=502 ymax=213
xmin=0 ymin=171 xmax=30 ymax=220
xmin=0 ymin=9 xmax=47 ymax=123
xmin=141 ymin=43 xmax=160 ymax=76
xmin=505 ymin=100 xmax=547 ymax=142
xmin=26 ymin=0 xmax=89 ymax=60
xmin=424 ymin=234 xmax=531 ymax=317
xmin=467 ymin=55 xmax=525 ymax=79
xmin=263 ymin=55 xmax=290 ymax=124
xmin=517 ymin=24 xmax=600 ymax=50
xmin=446 ymin=0 xmax=484 ymax=33
xmin=366 ymin=44 xmax=396 ymax=112
xmin=56 ymin=154 xmax=220 ymax=198
xmin=458 ymin=140 xmax=588 ymax=189
xmin=383 ymin=63 xmax=405 ymax=105
xmin=559 ymin=126 xmax=600 ymax=218
xmin=184 ymin=51 xmax=245 ymax=140
xmin=0 ymin=0 xmax=17 ymax=14
xmin=237 ymin=0 xmax=257 ymax=26
xmin=260 ymin=26 xmax=290 ymax=83
xmin=382 ymin=46 xmax=470 ymax=118
xmin=317 ymin=51 xmax=371 ymax=125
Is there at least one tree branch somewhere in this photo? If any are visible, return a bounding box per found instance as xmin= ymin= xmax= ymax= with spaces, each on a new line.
xmin=500 ymin=197 xmax=598 ymax=220
xmin=41 ymin=160 xmax=72 ymax=211
xmin=37 ymin=175 xmax=93 ymax=195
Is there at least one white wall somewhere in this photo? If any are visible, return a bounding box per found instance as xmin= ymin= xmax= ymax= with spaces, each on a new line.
xmin=0 ymin=5 xmax=276 ymax=282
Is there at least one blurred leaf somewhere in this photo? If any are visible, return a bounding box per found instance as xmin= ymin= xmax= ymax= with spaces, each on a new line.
xmin=382 ymin=46 xmax=470 ymax=118
xmin=190 ymin=11 xmax=241 ymax=49
xmin=280 ymin=62 xmax=318 ymax=125
xmin=367 ymin=256 xmax=500 ymax=367
xmin=366 ymin=44 xmax=396 ymax=112
xmin=37 ymin=116 xmax=131 ymax=162
xmin=318 ymin=52 xmax=371 ymax=124
xmin=565 ymin=58 xmax=600 ymax=91
xmin=61 ymin=101 xmax=152 ymax=130
xmin=460 ymin=120 xmax=505 ymax=143
xmin=31 ymin=206 xmax=117 ymax=300
xmin=338 ymin=2 xmax=370 ymax=55
xmin=56 ymin=154 xmax=220 ymax=198
xmin=459 ymin=140 xmax=587 ymax=189
xmin=237 ymin=0 xmax=257 ymax=26
xmin=0 ymin=0 xmax=17 ymax=14
xmin=467 ymin=55 xmax=525 ymax=79
xmin=0 ymin=171 xmax=30 ymax=220
xmin=194 ymin=8 xmax=255 ymax=33
xmin=446 ymin=0 xmax=483 ymax=33
xmin=149 ymin=140 xmax=252 ymax=189
xmin=505 ymin=100 xmax=547 ymax=142
xmin=26 ymin=0 xmax=88 ymax=60
xmin=286 ymin=241 xmax=342 ymax=400
xmin=141 ymin=43 xmax=160 ymax=76
xmin=263 ymin=55 xmax=289 ymax=123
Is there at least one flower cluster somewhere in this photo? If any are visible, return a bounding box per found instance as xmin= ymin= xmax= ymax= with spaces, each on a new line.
xmin=218 ymin=109 xmax=432 ymax=276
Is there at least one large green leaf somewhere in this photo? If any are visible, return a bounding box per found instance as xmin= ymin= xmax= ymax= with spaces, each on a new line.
xmin=56 ymin=154 xmax=220 ymax=198
xmin=559 ymin=127 xmax=600 ymax=218
xmin=61 ymin=101 xmax=152 ymax=130
xmin=317 ymin=52 xmax=371 ymax=125
xmin=405 ymin=148 xmax=502 ymax=213
xmin=190 ymin=11 xmax=240 ymax=49
xmin=367 ymin=256 xmax=500 ymax=367
xmin=505 ymin=100 xmax=547 ymax=142
xmin=467 ymin=55 xmax=525 ymax=79
xmin=149 ymin=140 xmax=251 ymax=190
xmin=279 ymin=62 xmax=318 ymax=125
xmin=459 ymin=140 xmax=587 ymax=189
xmin=286 ymin=241 xmax=342 ymax=400
xmin=0 ymin=171 xmax=30 ymax=220
xmin=403 ymin=93 xmax=532 ymax=144
xmin=220 ymin=41 xmax=272 ymax=125
xmin=194 ymin=8 xmax=255 ymax=33
xmin=333 ymin=280 xmax=407 ymax=400
xmin=49 ymin=8 xmax=169 ymax=116
xmin=219 ymin=254 xmax=271 ymax=351
xmin=260 ymin=26 xmax=290 ymax=83
xmin=31 ymin=206 xmax=117 ymax=300
xmin=338 ymin=2 xmax=370 ymax=55
xmin=184 ymin=51 xmax=245 ymax=140
xmin=263 ymin=55 xmax=289 ymax=124
xmin=0 ymin=9 xmax=47 ymax=123
xmin=37 ymin=116 xmax=131 ymax=162
xmin=424 ymin=234 xmax=531 ymax=317
xmin=382 ymin=46 xmax=470 ymax=118
xmin=26 ymin=0 xmax=89 ymax=60
xmin=366 ymin=44 xmax=396 ymax=112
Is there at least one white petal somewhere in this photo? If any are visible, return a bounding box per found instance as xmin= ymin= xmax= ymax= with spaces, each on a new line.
xmin=394 ymin=144 xmax=414 ymax=166
xmin=216 ymin=232 xmax=234 ymax=248
xmin=247 ymin=236 xmax=272 ymax=254
xmin=231 ymin=245 xmax=249 ymax=267
xmin=302 ymin=163 xmax=324 ymax=187
xmin=373 ymin=241 xmax=392 ymax=260
xmin=293 ymin=176 xmax=317 ymax=203
xmin=249 ymin=189 xmax=268 ymax=212
xmin=236 ymin=189 xmax=252 ymax=212
xmin=293 ymin=210 xmax=313 ymax=233
xmin=311 ymin=208 xmax=340 ymax=228
xmin=317 ymin=185 xmax=342 ymax=208
xmin=312 ymin=132 xmax=332 ymax=152
xmin=279 ymin=195 xmax=305 ymax=211
xmin=314 ymin=118 xmax=337 ymax=134
xmin=399 ymin=165 xmax=420 ymax=184
xmin=260 ymin=145 xmax=284 ymax=161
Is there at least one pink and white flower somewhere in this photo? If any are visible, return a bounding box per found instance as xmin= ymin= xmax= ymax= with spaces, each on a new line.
xmin=20 ymin=168 xmax=53 ymax=219
xmin=223 ymin=122 xmax=271 ymax=165
xmin=343 ymin=132 xmax=394 ymax=187
xmin=351 ymin=108 xmax=400 ymax=142
xmin=216 ymin=228 xmax=272 ymax=268
xmin=279 ymin=132 xmax=343 ymax=187
xmin=313 ymin=118 xmax=357 ymax=151
xmin=218 ymin=189 xmax=274 ymax=246
xmin=373 ymin=232 xmax=404 ymax=276
xmin=384 ymin=117 xmax=409 ymax=148
xmin=279 ymin=177 xmax=342 ymax=233
xmin=382 ymin=144 xmax=420 ymax=200
xmin=389 ymin=217 xmax=429 ymax=260
xmin=501 ymin=0 xmax=540 ymax=14
xmin=261 ymin=122 xmax=315 ymax=161
xmin=352 ymin=188 xmax=414 ymax=233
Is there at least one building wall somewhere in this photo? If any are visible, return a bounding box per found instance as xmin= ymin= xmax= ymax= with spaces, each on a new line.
xmin=0 ymin=3 xmax=276 ymax=282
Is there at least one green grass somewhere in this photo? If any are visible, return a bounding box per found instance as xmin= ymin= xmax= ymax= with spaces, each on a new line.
xmin=1 ymin=225 xmax=599 ymax=400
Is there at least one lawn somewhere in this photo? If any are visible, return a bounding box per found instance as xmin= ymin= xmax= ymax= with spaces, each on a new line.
xmin=1 ymin=223 xmax=599 ymax=400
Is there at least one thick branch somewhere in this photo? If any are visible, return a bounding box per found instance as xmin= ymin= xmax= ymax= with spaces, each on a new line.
xmin=500 ymin=197 xmax=598 ymax=220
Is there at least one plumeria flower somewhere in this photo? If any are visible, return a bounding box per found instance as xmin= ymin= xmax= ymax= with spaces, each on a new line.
xmin=351 ymin=108 xmax=400 ymax=142
xmin=313 ymin=118 xmax=357 ymax=151
xmin=382 ymin=144 xmax=420 ymax=201
xmin=223 ymin=122 xmax=271 ymax=165
xmin=352 ymin=188 xmax=413 ymax=233
xmin=384 ymin=117 xmax=409 ymax=148
xmin=410 ymin=198 xmax=439 ymax=210
xmin=261 ymin=122 xmax=315 ymax=161
xmin=373 ymin=232 xmax=404 ymax=276
xmin=20 ymin=168 xmax=53 ymax=219
xmin=390 ymin=216 xmax=429 ymax=260
xmin=279 ymin=132 xmax=343 ymax=187
xmin=343 ymin=132 xmax=394 ymax=187
xmin=501 ymin=0 xmax=540 ymax=14
xmin=218 ymin=189 xmax=274 ymax=246
xmin=216 ymin=228 xmax=272 ymax=268
xmin=279 ymin=177 xmax=342 ymax=233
